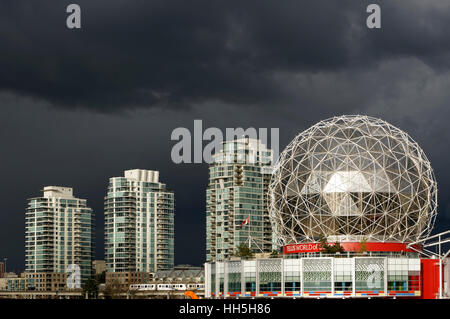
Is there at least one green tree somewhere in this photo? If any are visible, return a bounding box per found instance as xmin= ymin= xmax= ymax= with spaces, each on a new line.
xmin=83 ymin=278 xmax=99 ymax=299
xmin=103 ymin=279 xmax=122 ymax=299
xmin=270 ymin=250 xmax=280 ymax=258
xmin=95 ymin=271 xmax=106 ymax=284
xmin=234 ymin=243 xmax=255 ymax=259
xmin=358 ymin=237 xmax=368 ymax=254
xmin=318 ymin=235 xmax=344 ymax=254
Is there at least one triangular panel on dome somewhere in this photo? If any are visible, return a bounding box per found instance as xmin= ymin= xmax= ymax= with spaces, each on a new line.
xmin=323 ymin=171 xmax=372 ymax=193
xmin=300 ymin=172 xmax=323 ymax=194
xmin=324 ymin=193 xmax=362 ymax=216
xmin=362 ymin=170 xmax=394 ymax=192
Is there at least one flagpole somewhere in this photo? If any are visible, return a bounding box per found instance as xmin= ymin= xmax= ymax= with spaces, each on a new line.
xmin=248 ymin=216 xmax=251 ymax=249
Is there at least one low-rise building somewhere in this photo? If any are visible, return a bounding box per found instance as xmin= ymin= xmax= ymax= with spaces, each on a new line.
xmin=152 ymin=265 xmax=204 ymax=283
xmin=0 ymin=273 xmax=27 ymax=292
xmin=24 ymin=272 xmax=68 ymax=292
xmin=0 ymin=278 xmax=8 ymax=291
xmin=93 ymin=260 xmax=106 ymax=275
xmin=105 ymin=272 xmax=153 ymax=291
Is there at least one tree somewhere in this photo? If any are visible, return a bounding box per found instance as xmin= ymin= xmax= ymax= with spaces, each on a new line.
xmin=270 ymin=250 xmax=280 ymax=258
xmin=234 ymin=243 xmax=255 ymax=259
xmin=95 ymin=271 xmax=106 ymax=284
xmin=318 ymin=235 xmax=345 ymax=254
xmin=358 ymin=237 xmax=368 ymax=254
xmin=83 ymin=278 xmax=98 ymax=299
xmin=330 ymin=242 xmax=344 ymax=254
xmin=103 ymin=279 xmax=122 ymax=299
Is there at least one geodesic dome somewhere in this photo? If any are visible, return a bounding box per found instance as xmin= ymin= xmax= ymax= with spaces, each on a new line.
xmin=269 ymin=115 xmax=437 ymax=245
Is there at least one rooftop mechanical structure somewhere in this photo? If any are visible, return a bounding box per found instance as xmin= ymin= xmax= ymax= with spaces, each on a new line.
xmin=269 ymin=115 xmax=437 ymax=245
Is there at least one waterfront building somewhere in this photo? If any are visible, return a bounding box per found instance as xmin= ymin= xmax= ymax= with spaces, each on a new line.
xmin=25 ymin=186 xmax=94 ymax=287
xmin=104 ymin=169 xmax=175 ymax=273
xmin=206 ymin=138 xmax=274 ymax=262
xmin=205 ymin=116 xmax=447 ymax=299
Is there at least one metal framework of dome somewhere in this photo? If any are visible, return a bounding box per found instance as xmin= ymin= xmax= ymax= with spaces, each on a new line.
xmin=269 ymin=115 xmax=437 ymax=245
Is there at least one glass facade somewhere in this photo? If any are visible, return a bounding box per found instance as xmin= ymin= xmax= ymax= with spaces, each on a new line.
xmin=227 ymin=261 xmax=242 ymax=294
xmin=25 ymin=187 xmax=94 ymax=283
xmin=259 ymin=259 xmax=282 ymax=293
xmin=206 ymin=138 xmax=274 ymax=261
xmin=104 ymin=170 xmax=174 ymax=273
xmin=355 ymin=258 xmax=385 ymax=291
xmin=284 ymin=259 xmax=301 ymax=292
xmin=334 ymin=258 xmax=352 ymax=292
xmin=303 ymin=258 xmax=332 ymax=293
xmin=244 ymin=261 xmax=256 ymax=294
xmin=206 ymin=257 xmax=422 ymax=298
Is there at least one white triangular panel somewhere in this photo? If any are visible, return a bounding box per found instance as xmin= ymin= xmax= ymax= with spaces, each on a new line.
xmin=323 ymin=171 xmax=372 ymax=193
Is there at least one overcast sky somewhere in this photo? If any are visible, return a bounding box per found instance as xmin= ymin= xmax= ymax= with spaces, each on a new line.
xmin=1 ymin=0 xmax=450 ymax=271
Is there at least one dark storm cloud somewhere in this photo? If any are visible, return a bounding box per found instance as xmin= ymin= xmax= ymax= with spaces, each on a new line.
xmin=1 ymin=0 xmax=450 ymax=111
xmin=2 ymin=0 xmax=450 ymax=270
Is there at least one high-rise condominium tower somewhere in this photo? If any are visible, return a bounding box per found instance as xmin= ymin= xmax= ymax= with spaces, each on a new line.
xmin=206 ymin=138 xmax=274 ymax=262
xmin=25 ymin=186 xmax=94 ymax=283
xmin=104 ymin=169 xmax=175 ymax=273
